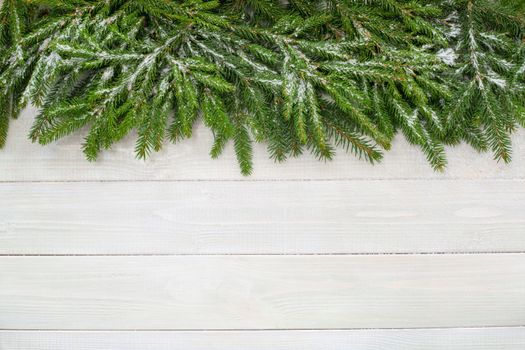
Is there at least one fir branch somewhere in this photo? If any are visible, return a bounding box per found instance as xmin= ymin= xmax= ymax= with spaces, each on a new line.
xmin=0 ymin=0 xmax=524 ymax=174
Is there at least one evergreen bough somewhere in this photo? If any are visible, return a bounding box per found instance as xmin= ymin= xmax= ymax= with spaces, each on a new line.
xmin=1 ymin=0 xmax=524 ymax=175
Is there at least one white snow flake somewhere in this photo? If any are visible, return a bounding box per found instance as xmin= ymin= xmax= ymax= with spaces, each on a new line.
xmin=437 ymin=48 xmax=458 ymax=65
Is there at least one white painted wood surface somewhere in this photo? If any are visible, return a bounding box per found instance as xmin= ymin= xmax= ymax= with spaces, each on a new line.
xmin=1 ymin=104 xmax=524 ymax=348
xmin=2 ymin=328 xmax=525 ymax=350
xmin=1 ymin=180 xmax=524 ymax=254
xmin=1 ymin=254 xmax=525 ymax=329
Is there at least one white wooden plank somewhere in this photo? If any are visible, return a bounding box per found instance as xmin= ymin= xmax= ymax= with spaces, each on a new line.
xmin=1 ymin=254 xmax=524 ymax=329
xmin=1 ymin=180 xmax=524 ymax=255
xmin=1 ymin=106 xmax=524 ymax=181
xmin=1 ymin=328 xmax=525 ymax=350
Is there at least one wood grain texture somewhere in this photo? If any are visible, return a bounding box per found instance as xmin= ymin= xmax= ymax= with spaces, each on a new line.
xmin=2 ymin=328 xmax=525 ymax=350
xmin=1 ymin=254 xmax=524 ymax=329
xmin=1 ymin=180 xmax=524 ymax=255
xmin=1 ymin=106 xmax=524 ymax=182
xmin=2 ymin=105 xmax=524 ymax=343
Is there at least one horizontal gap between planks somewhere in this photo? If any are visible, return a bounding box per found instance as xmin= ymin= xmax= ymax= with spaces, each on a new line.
xmin=2 ymin=326 xmax=525 ymax=332
xmin=0 ymin=177 xmax=524 ymax=184
xmin=2 ymin=251 xmax=525 ymax=257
